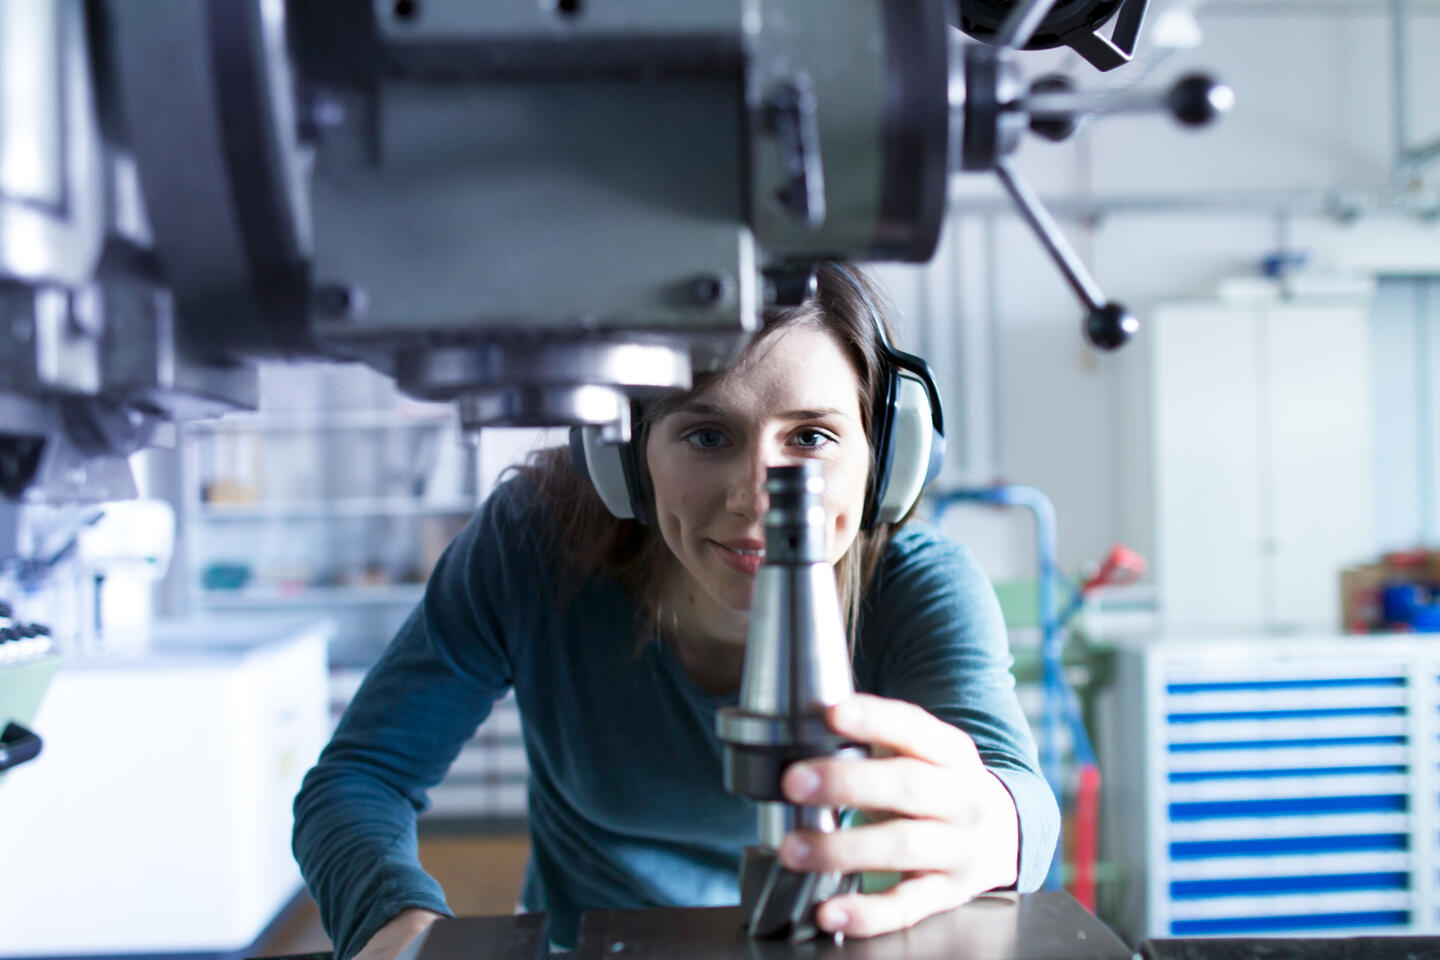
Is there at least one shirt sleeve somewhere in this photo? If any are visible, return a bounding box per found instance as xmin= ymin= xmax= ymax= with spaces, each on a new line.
xmin=858 ymin=526 xmax=1060 ymax=892
xmin=291 ymin=479 xmax=543 ymax=959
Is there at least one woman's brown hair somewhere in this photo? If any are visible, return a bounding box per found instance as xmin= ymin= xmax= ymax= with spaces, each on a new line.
xmin=515 ymin=263 xmax=918 ymax=649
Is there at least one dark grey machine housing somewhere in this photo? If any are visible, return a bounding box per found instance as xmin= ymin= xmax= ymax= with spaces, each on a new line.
xmin=100 ymin=0 xmax=953 ymax=438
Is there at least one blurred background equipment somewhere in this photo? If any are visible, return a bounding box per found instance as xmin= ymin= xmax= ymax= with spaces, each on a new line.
xmin=1342 ymin=550 xmax=1440 ymax=634
xmin=932 ymin=485 xmax=1145 ymax=911
xmin=0 ymin=499 xmax=174 ymax=657
xmin=0 ymin=600 xmax=55 ymax=781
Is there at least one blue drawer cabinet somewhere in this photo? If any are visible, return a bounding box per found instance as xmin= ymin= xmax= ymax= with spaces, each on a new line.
xmin=1102 ymin=637 xmax=1439 ymax=943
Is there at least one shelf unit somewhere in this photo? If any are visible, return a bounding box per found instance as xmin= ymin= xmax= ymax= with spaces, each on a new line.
xmin=198 ymin=583 xmax=428 ymax=608
xmin=196 ymin=498 xmax=478 ymax=520
xmin=176 ymin=363 xmax=531 ymax=824
xmin=178 ymin=363 xmax=481 ymax=656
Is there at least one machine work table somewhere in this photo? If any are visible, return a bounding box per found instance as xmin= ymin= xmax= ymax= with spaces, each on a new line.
xmin=270 ymin=894 xmax=1440 ymax=959
xmin=392 ymin=891 xmax=1130 ymax=960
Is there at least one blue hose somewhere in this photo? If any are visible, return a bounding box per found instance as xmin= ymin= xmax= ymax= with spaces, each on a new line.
xmin=931 ymin=486 xmax=1097 ymax=890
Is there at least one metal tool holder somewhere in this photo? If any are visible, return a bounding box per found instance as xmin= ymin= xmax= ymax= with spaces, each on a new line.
xmin=716 ymin=462 xmax=863 ymax=941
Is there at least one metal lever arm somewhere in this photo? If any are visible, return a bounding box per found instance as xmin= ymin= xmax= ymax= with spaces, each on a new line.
xmin=1024 ymin=73 xmax=1236 ymax=130
xmin=993 ymin=160 xmax=1137 ymax=350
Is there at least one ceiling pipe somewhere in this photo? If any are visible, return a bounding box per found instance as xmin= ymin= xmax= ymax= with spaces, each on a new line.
xmin=1393 ymin=0 xmax=1440 ymax=183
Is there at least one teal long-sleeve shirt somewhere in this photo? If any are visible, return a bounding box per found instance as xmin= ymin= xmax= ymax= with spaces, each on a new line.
xmin=292 ymin=475 xmax=1058 ymax=958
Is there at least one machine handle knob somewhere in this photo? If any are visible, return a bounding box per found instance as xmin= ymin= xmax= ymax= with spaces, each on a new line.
xmin=1085 ymin=303 xmax=1139 ymax=351
xmin=1166 ymin=73 xmax=1235 ymax=127
xmin=0 ymin=722 xmax=42 ymax=773
xmin=995 ymin=160 xmax=1139 ymax=352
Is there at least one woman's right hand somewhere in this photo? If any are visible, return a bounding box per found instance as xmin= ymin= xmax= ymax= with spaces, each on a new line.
xmin=352 ymin=907 xmax=445 ymax=960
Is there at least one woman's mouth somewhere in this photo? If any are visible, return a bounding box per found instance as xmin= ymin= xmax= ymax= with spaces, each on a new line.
xmin=711 ymin=540 xmax=766 ymax=575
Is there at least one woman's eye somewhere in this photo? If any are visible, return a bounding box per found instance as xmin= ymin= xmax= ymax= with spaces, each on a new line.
xmin=685 ymin=428 xmax=727 ymax=450
xmin=794 ymin=429 xmax=833 ymax=449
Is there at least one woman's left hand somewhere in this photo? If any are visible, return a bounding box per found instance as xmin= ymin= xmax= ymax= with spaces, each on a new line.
xmin=778 ymin=692 xmax=1022 ymax=938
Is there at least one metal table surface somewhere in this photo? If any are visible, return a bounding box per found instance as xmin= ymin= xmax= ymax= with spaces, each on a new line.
xmin=399 ymin=891 xmax=1130 ymax=960
xmin=397 ymin=913 xmax=549 ymax=960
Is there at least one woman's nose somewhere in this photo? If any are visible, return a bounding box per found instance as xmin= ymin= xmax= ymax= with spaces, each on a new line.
xmin=726 ymin=452 xmax=773 ymax=520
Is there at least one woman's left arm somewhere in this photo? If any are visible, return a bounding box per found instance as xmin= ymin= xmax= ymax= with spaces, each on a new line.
xmin=777 ymin=692 xmax=1023 ymax=937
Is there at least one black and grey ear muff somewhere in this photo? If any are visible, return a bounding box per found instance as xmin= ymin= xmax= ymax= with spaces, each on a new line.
xmin=827 ymin=264 xmax=947 ymax=529
xmin=870 ymin=365 xmax=945 ymax=525
xmin=568 ymin=420 xmax=649 ymax=523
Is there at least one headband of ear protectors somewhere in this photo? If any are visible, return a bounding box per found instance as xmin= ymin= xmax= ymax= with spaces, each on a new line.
xmin=569 ymin=263 xmax=946 ymax=529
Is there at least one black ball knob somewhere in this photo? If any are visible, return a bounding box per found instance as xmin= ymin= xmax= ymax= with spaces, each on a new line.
xmin=1028 ymin=74 xmax=1080 ymax=143
xmin=1085 ymin=303 xmax=1139 ymax=351
xmin=1167 ymin=73 xmax=1234 ymax=127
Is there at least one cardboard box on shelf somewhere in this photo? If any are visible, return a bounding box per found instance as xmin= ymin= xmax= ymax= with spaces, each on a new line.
xmin=1341 ymin=549 xmax=1440 ymax=633
xmin=1340 ymin=563 xmax=1387 ymax=633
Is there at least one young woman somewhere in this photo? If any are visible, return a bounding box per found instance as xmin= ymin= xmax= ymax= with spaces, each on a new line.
xmin=292 ymin=263 xmax=1058 ymax=960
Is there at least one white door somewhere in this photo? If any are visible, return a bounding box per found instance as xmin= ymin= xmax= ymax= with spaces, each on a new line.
xmin=1371 ymin=277 xmax=1440 ymax=551
xmin=1152 ymin=302 xmax=1267 ymax=632
xmin=1264 ymin=301 xmax=1375 ymax=630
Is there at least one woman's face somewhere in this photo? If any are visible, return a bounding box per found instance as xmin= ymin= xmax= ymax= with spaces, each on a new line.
xmin=646 ymin=322 xmax=871 ymax=636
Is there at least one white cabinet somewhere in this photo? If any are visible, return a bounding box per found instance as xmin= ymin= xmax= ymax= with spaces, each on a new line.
xmin=0 ymin=617 xmax=332 ymax=957
xmin=1150 ymin=297 xmax=1375 ymax=633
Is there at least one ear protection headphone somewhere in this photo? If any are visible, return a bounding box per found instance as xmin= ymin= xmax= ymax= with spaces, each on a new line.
xmin=569 ymin=263 xmax=946 ymax=529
